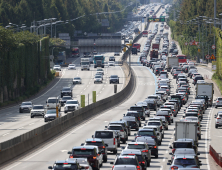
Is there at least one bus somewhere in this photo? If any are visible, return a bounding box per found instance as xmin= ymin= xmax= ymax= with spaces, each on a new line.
xmin=176 ymin=55 xmax=187 ymax=63
xmin=71 ymin=47 xmax=80 ymax=57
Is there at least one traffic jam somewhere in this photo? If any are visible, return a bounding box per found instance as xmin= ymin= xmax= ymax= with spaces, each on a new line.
xmin=47 ymin=6 xmax=212 ymax=170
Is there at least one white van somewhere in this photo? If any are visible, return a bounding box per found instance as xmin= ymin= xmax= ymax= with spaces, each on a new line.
xmin=46 ymin=97 xmax=61 ymax=111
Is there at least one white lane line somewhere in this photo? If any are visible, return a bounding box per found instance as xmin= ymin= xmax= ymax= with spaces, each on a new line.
xmin=2 ymin=133 xmax=9 ymax=136
xmin=29 ymin=123 xmax=34 ymax=126
xmin=18 ymin=127 xmax=24 ymax=130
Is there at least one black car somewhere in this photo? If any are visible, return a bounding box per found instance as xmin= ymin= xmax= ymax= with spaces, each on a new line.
xmin=132 ymin=47 xmax=138 ymax=55
xmin=61 ymin=87 xmax=72 ymax=98
xmin=144 ymin=99 xmax=157 ymax=111
xmin=193 ymin=76 xmax=204 ymax=85
xmin=60 ymin=96 xmax=72 ymax=106
xmin=109 ymin=56 xmax=115 ymax=61
xmin=129 ymin=106 xmax=146 ymax=121
xmin=110 ymin=75 xmax=119 ymax=84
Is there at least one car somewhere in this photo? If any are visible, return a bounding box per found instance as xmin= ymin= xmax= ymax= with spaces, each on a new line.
xmin=95 ymin=72 xmax=103 ymax=80
xmin=134 ymin=129 xmax=158 ymax=143
xmin=94 ymin=130 xmax=118 ymax=154
xmin=143 ymin=125 xmax=162 ymax=145
xmin=59 ymin=96 xmax=72 ymax=106
xmin=53 ymin=65 xmax=61 ymax=71
xmin=153 ymin=116 xmax=168 ymax=131
xmin=48 ymin=159 xmax=81 ymax=170
xmin=61 ymin=87 xmax=72 ymax=98
xmin=110 ymin=75 xmax=119 ymax=84
xmin=68 ymin=64 xmax=76 ymax=70
xmin=108 ymin=61 xmax=115 ymax=66
xmin=30 ymin=105 xmax=45 ymax=118
xmin=169 ymin=141 xmax=197 ymax=154
xmin=19 ymin=101 xmax=33 ymax=113
xmin=136 ymin=137 xmax=158 ymax=158
xmin=82 ymin=138 xmax=108 ymax=162
xmin=96 ymin=68 xmax=104 ymax=75
xmin=46 ymin=97 xmax=61 ymax=111
xmin=114 ymin=52 xmax=120 ymax=56
xmin=167 ymin=155 xmax=202 ymax=169
xmin=109 ymin=121 xmax=130 ymax=136
xmin=67 ymin=158 xmax=93 ymax=170
xmin=109 ymin=56 xmax=115 ymax=61
xmin=113 ymin=165 xmax=137 ymax=170
xmin=64 ymin=100 xmax=80 ymax=113
xmin=129 ymin=105 xmax=146 ymax=121
xmin=136 ymin=101 xmax=150 ymax=117
xmin=215 ymin=97 xmax=222 ymax=108
xmin=144 ymin=99 xmax=157 ymax=111
xmin=215 ymin=112 xmax=222 ymax=128
xmin=121 ymin=116 xmax=139 ymax=131
xmin=106 ymin=124 xmax=127 ymax=143
xmin=44 ymin=109 xmax=61 ymax=122
xmin=120 ymin=149 xmax=148 ymax=169
xmin=94 ymin=75 xmax=103 ymax=83
xmin=125 ymin=111 xmax=142 ymax=127
xmin=110 ymin=155 xmax=142 ymax=170
xmin=73 ymin=77 xmax=82 ymax=84
xmin=169 ymin=148 xmax=199 ymax=163
xmin=68 ymin=146 xmax=103 ymax=170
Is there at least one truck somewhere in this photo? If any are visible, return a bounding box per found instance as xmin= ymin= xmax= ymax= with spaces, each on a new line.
xmin=150 ymin=50 xmax=158 ymax=60
xmin=166 ymin=57 xmax=179 ymax=72
xmin=56 ymin=51 xmax=66 ymax=65
xmin=133 ymin=43 xmax=141 ymax=52
xmin=71 ymin=47 xmax=80 ymax=57
xmin=142 ymin=31 xmax=148 ymax=37
xmin=93 ymin=55 xmax=105 ymax=68
xmin=196 ymin=83 xmax=214 ymax=106
xmin=152 ymin=43 xmax=159 ymax=50
xmin=81 ymin=58 xmax=90 ymax=71
xmin=175 ymin=120 xmax=198 ymax=144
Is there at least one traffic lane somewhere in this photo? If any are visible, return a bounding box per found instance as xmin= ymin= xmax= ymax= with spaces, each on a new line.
xmin=2 ymin=63 xmax=156 ymax=170
xmin=197 ymin=66 xmax=213 ymax=80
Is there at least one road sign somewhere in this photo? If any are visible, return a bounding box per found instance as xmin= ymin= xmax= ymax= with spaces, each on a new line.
xmin=148 ymin=18 xmax=165 ymax=22
xmin=189 ymin=42 xmax=193 ymax=45
xmin=185 ymin=42 xmax=188 ymax=46
xmin=205 ymin=55 xmax=210 ymax=59
xmin=210 ymin=54 xmax=216 ymax=60
xmin=212 ymin=45 xmax=216 ymax=50
xmin=195 ymin=41 xmax=199 ymax=46
xmin=198 ymin=49 xmax=201 ymax=52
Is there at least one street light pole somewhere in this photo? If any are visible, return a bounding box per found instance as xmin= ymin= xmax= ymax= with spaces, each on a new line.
xmin=214 ymin=0 xmax=216 ymax=27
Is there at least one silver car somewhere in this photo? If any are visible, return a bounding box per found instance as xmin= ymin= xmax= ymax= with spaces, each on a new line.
xmin=215 ymin=97 xmax=222 ymax=108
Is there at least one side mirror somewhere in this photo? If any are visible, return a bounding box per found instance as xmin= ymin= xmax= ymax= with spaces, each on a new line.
xmin=46 ymin=101 xmax=47 ymax=103
xmin=68 ymin=151 xmax=72 ymax=154
xmin=92 ymin=135 xmax=94 ymax=138
xmin=199 ymin=163 xmax=202 ymax=166
xmin=200 ymin=125 xmax=202 ymax=127
xmin=81 ymin=143 xmax=84 ymax=146
xmin=144 ymin=124 xmax=146 ymax=126
xmin=167 ymin=162 xmax=171 ymax=165
xmin=169 ymin=153 xmax=172 ymax=155
xmin=134 ymin=133 xmax=137 ymax=136
xmin=105 ymin=144 xmax=108 ymax=147
xmin=214 ymin=115 xmax=216 ymax=118
xmin=123 ymin=114 xmax=125 ymax=116
xmin=110 ymin=162 xmax=114 ymax=164
xmin=122 ymin=146 xmax=125 ymax=149
xmin=105 ymin=126 xmax=108 ymax=128
xmin=183 ymin=116 xmax=185 ymax=118
xmin=197 ymin=153 xmax=200 ymax=155
xmin=169 ymin=146 xmax=172 ymax=149
xmin=48 ymin=166 xmax=53 ymax=169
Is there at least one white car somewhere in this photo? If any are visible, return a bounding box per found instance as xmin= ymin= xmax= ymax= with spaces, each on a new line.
xmin=94 ymin=75 xmax=103 ymax=83
xmin=108 ymin=61 xmax=115 ymax=66
xmin=30 ymin=105 xmax=45 ymax=118
xmin=73 ymin=77 xmax=82 ymax=84
xmin=64 ymin=100 xmax=80 ymax=113
xmin=53 ymin=65 xmax=61 ymax=71
xmin=96 ymin=68 xmax=104 ymax=75
xmin=46 ymin=97 xmax=61 ymax=111
xmin=215 ymin=97 xmax=222 ymax=108
xmin=68 ymin=64 xmax=76 ymax=70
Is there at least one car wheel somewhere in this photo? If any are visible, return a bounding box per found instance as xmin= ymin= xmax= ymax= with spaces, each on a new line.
xmin=171 ymin=119 xmax=174 ymax=123
xmin=122 ymin=139 xmax=126 ymax=144
xmin=103 ymin=155 xmax=107 ymax=163
xmin=136 ymin=128 xmax=139 ymax=131
xmin=155 ymin=154 xmax=158 ymax=158
xmin=215 ymin=124 xmax=218 ymax=128
xmin=147 ymin=159 xmax=150 ymax=167
xmin=215 ymin=106 xmax=217 ymax=108
xmin=113 ymin=149 xmax=117 ymax=154
xmin=31 ymin=115 xmax=33 ymax=118
xmin=44 ymin=119 xmax=47 ymax=122
xmin=162 ymin=134 xmax=164 ymax=138
xmin=198 ymin=135 xmax=201 ymax=140
xmin=19 ymin=109 xmax=22 ymax=113
xmin=117 ymin=142 xmax=120 ymax=147
xmin=166 ymin=127 xmax=168 ymax=130
xmin=128 ymin=132 xmax=131 ymax=136
xmin=65 ymin=111 xmax=67 ymax=113
xmin=139 ymin=123 xmax=141 ymax=127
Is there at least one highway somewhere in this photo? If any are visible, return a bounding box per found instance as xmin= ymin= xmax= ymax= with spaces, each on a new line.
xmin=0 ymin=52 xmax=125 ymax=143
xmin=1 ymin=3 xmax=220 ymax=170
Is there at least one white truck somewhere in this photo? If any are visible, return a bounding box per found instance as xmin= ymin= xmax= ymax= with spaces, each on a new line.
xmin=166 ymin=57 xmax=179 ymax=72
xmin=81 ymin=58 xmax=90 ymax=71
xmin=196 ymin=83 xmax=214 ymax=106
xmin=175 ymin=120 xmax=198 ymax=144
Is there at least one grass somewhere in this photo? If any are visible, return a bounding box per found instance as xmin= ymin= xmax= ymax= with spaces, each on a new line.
xmin=212 ymin=73 xmax=222 ymax=94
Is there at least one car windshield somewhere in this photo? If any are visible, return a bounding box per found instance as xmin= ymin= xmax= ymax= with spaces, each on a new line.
xmin=148 ymin=122 xmax=160 ymax=126
xmin=126 ymin=113 xmax=139 ymax=117
xmin=54 ymin=65 xmax=60 ymax=67
xmin=62 ymin=97 xmax=72 ymax=100
xmin=54 ymin=164 xmax=78 ymax=170
xmin=69 ymin=64 xmax=75 ymax=66
xmin=21 ymin=102 xmax=32 ymax=105
xmin=148 ymin=96 xmax=157 ymax=99
xmin=95 ymin=76 xmax=101 ymax=79
xmin=48 ymin=99 xmax=58 ymax=103
xmin=174 ymin=142 xmax=192 ymax=148
xmin=33 ymin=106 xmax=43 ymax=109
xmin=108 ymin=126 xmax=122 ymax=130
xmin=218 ymin=98 xmax=222 ymax=101
xmin=62 ymin=88 xmax=70 ymax=91
xmin=138 ymin=131 xmax=153 ymax=136
xmin=130 ymin=107 xmax=142 ymax=111
xmin=85 ymin=142 xmax=103 ymax=147
xmin=73 ymin=149 xmax=94 ymax=155
xmin=111 ymin=75 xmax=118 ymax=78
xmin=128 ymin=121 xmax=137 ymax=126
xmin=128 ymin=144 xmax=145 ymax=149
xmin=95 ymin=131 xmax=113 ymax=138
xmin=66 ymin=101 xmax=78 ymax=104
xmin=46 ymin=110 xmax=56 ymax=114
xmin=115 ymin=158 xmax=137 ymax=165
xmin=174 ymin=159 xmax=196 ymax=165
xmin=174 ymin=149 xmax=195 ymax=155
xmin=74 ymin=78 xmax=80 ymax=80
xmin=185 ymin=114 xmax=198 ymax=117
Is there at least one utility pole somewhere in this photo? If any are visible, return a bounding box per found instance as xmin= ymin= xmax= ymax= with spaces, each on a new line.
xmin=214 ymin=0 xmax=216 ymax=27
xmin=198 ymin=23 xmax=200 ymax=63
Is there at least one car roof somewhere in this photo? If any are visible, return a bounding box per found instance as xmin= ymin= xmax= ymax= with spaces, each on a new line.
xmin=121 ymin=149 xmax=142 ymax=155
xmin=174 ymin=155 xmax=195 ymax=159
xmin=55 ymin=160 xmax=77 ymax=164
xmin=85 ymin=138 xmax=103 ymax=142
xmin=33 ymin=105 xmax=43 ymax=107
xmin=72 ymin=146 xmax=98 ymax=150
xmin=127 ymin=142 xmax=146 ymax=145
xmin=138 ymin=129 xmax=153 ymax=131
xmin=117 ymin=155 xmax=136 ymax=159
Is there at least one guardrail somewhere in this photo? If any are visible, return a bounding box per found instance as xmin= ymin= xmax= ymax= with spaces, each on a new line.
xmin=209 ymin=145 xmax=222 ymax=167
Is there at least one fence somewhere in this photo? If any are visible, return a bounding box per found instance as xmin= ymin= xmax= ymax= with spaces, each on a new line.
xmin=209 ymin=145 xmax=222 ymax=167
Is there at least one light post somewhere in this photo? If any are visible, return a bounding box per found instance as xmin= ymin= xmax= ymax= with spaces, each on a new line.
xmin=219 ymin=13 xmax=222 ymax=29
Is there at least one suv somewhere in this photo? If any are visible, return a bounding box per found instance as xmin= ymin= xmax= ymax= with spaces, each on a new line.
xmin=19 ymin=101 xmax=33 ymax=113
xmin=125 ymin=111 xmax=141 ymax=127
xmin=110 ymin=155 xmax=142 ymax=170
xmin=68 ymin=146 xmax=103 ymax=170
xmin=136 ymin=101 xmax=150 ymax=117
xmin=215 ymin=97 xmax=222 ymax=108
xmin=155 ymin=110 xmax=171 ymax=125
xmin=110 ymin=75 xmax=119 ymax=84
xmin=135 ymin=129 xmax=158 ymax=143
xmin=143 ymin=125 xmax=162 ymax=145
xmin=44 ymin=109 xmax=61 ymax=122
xmin=64 ymin=100 xmax=80 ymax=113
xmin=109 ymin=121 xmax=130 ymax=136
xmin=105 ymin=124 xmax=127 ymax=143
xmin=215 ymin=112 xmax=222 ymax=128
xmin=59 ymin=96 xmax=72 ymax=106
xmin=61 ymin=87 xmax=72 ymax=97
xmin=46 ymin=97 xmax=61 ymax=111
xmin=144 ymin=99 xmax=157 ymax=111
xmin=82 ymin=138 xmax=108 ymax=162
xmin=30 ymin=105 xmax=45 ymax=118
xmin=129 ymin=106 xmax=146 ymax=121
xmin=48 ymin=159 xmax=81 ymax=170
xmin=122 ymin=116 xmax=139 ymax=131
xmin=123 ymin=141 xmax=151 ymax=165
xmin=94 ymin=130 xmax=118 ymax=154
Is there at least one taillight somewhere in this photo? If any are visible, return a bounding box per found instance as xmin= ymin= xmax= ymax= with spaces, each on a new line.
xmin=112 ymin=165 xmax=114 ymax=170
xmin=120 ymin=129 xmax=124 ymax=132
xmin=174 ymin=110 xmax=175 ymax=112
xmin=151 ymin=135 xmax=157 ymax=138
xmin=217 ymin=101 xmax=219 ymax=103
xmin=138 ymin=118 xmax=140 ymax=120
xmin=70 ymin=156 xmax=73 ymax=158
xmin=172 ymin=148 xmax=175 ymax=153
xmin=153 ymin=146 xmax=157 ymax=148
xmin=113 ymin=138 xmax=115 ymax=145
xmin=102 ymin=146 xmax=105 ymax=148
xmin=85 ymin=166 xmax=89 ymax=169
xmin=171 ymin=166 xmax=178 ymax=169
xmin=198 ymin=127 xmax=200 ymax=131
xmin=137 ymin=165 xmax=140 ymax=170
xmin=142 ymin=150 xmax=148 ymax=153
xmin=217 ymin=118 xmax=221 ymax=119
xmin=93 ymin=157 xmax=97 ymax=159
xmin=156 ymin=70 xmax=158 ymax=71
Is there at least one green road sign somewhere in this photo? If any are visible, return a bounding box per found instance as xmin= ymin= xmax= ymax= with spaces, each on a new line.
xmin=148 ymin=18 xmax=165 ymax=22
xmin=93 ymin=91 xmax=96 ymax=103
xmin=81 ymin=95 xmax=85 ymax=108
